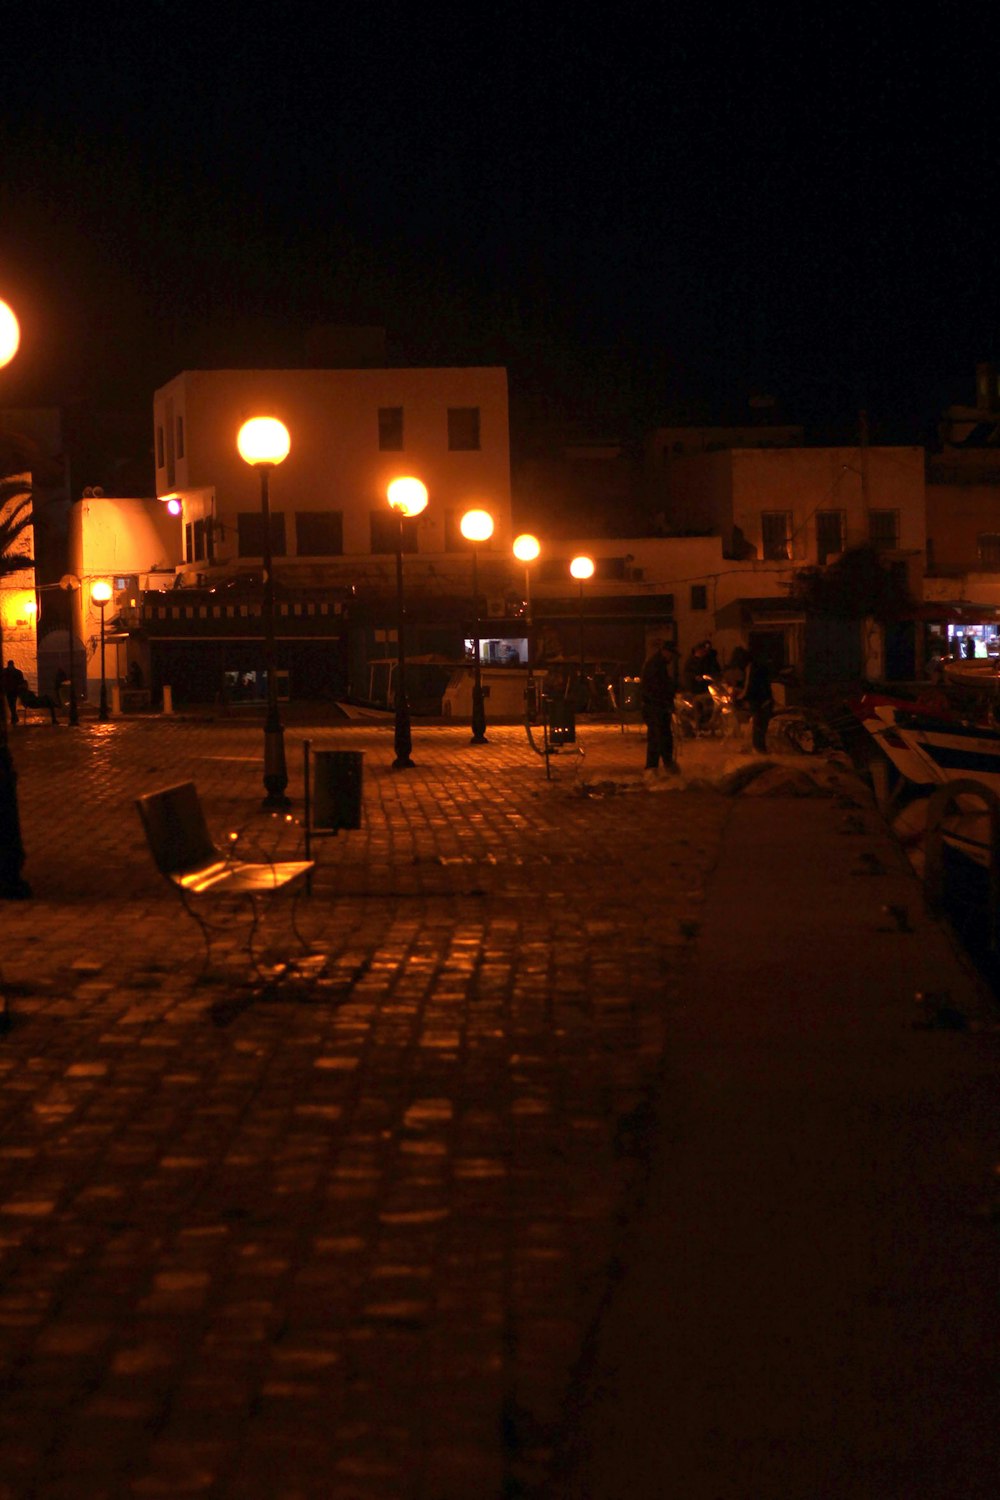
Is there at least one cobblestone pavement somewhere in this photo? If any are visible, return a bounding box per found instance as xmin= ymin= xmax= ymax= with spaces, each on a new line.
xmin=0 ymin=713 xmax=743 ymax=1499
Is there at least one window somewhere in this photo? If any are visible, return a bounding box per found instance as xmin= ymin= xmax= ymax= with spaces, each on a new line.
xmin=193 ymin=518 xmax=206 ymax=561
xmin=237 ymin=511 xmax=287 ymax=557
xmin=447 ymin=407 xmax=480 ymax=450
xmin=176 ymin=415 xmax=185 ymax=460
xmin=296 ymin=511 xmax=343 ymax=556
xmin=868 ymin=510 xmax=899 ymax=549
xmin=378 ymin=407 xmax=404 ymax=450
xmin=761 ymin=511 xmax=791 ymax=560
xmin=977 ymin=533 xmax=1000 ymax=568
xmin=371 ymin=511 xmax=418 ymax=554
xmin=156 ymin=426 xmax=165 ymax=468
xmin=690 ymin=584 xmax=708 ymax=610
xmin=816 ymin=510 xmax=845 ymax=564
xmin=184 ymin=521 xmax=193 ymax=561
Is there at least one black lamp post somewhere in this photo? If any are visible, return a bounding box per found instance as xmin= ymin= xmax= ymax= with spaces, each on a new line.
xmin=91 ymin=580 xmax=112 ymax=720
xmin=513 ymin=533 xmax=540 ymax=718
xmin=387 ymin=477 xmax=429 ymax=770
xmin=60 ymin=574 xmax=80 ymax=725
xmin=0 ymin=293 xmax=30 ymax=898
xmin=570 ymin=554 xmax=595 ymax=710
xmin=237 ymin=417 xmax=291 ymax=809
xmin=461 ymin=507 xmax=494 ymax=745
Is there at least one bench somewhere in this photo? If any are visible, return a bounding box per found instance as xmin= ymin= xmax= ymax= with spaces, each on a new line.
xmin=135 ymin=781 xmax=315 ymax=977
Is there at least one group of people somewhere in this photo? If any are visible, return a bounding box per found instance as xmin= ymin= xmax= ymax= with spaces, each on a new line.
xmin=640 ymin=636 xmax=774 ymax=776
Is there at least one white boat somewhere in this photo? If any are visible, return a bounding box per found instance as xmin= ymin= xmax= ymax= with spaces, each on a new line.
xmin=857 ymin=697 xmax=1000 ymax=868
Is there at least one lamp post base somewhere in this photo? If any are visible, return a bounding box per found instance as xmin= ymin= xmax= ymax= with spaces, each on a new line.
xmin=393 ymin=698 xmax=415 ymax=769
xmin=471 ymin=685 xmax=488 ymax=744
xmin=262 ymin=719 xmax=290 ymax=809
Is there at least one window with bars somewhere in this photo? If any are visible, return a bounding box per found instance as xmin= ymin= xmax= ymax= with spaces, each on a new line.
xmin=378 ymin=407 xmax=404 ymax=450
xmin=761 ymin=511 xmax=792 ymax=560
xmin=370 ymin=511 xmax=418 ymax=554
xmin=816 ymin=510 xmax=845 ymax=564
xmin=868 ymin=510 xmax=899 ymax=549
xmin=447 ymin=407 xmax=481 ymax=450
xmin=295 ymin=511 xmax=343 ymax=556
xmin=237 ymin=512 xmax=287 ymax=557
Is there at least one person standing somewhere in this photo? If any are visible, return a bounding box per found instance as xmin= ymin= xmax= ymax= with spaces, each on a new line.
xmin=3 ymin=660 xmax=27 ymax=726
xmin=739 ymin=648 xmax=774 ymax=753
xmin=641 ymin=640 xmax=678 ymax=781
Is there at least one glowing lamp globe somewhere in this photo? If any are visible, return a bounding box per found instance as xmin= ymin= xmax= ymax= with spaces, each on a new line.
xmin=22 ymin=598 xmax=38 ymax=620
xmin=460 ymin=509 xmax=494 ymax=544
xmin=387 ymin=476 xmax=429 ymax=518
xmin=166 ymin=498 xmax=182 ymax=516
xmin=513 ymin=533 xmax=540 ymax=563
xmin=237 ymin=417 xmax=290 ymax=467
xmin=91 ymin=580 xmax=113 ymax=606
xmin=570 ymin=555 xmax=595 ymax=581
xmin=0 ymin=299 xmax=19 ymax=369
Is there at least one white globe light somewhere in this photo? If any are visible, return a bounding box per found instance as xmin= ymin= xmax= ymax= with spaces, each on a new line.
xmin=570 ymin=555 xmax=595 ymax=581
xmin=91 ymin=580 xmax=113 ymax=605
xmin=460 ymin=508 xmax=494 ymax=544
xmin=0 ymin=299 xmax=19 ymax=369
xmin=513 ymin=533 xmax=540 ymax=563
xmin=387 ymin=476 xmax=429 ymax=518
xmin=237 ymin=416 xmax=291 ymax=466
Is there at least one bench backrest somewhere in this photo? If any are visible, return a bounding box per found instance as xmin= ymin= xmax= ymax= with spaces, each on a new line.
xmin=136 ymin=781 xmax=220 ymax=877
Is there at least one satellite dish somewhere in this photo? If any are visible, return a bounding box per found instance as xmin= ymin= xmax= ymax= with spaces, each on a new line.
xmin=82 ymin=487 xmax=93 ymax=497
xmin=92 ymin=486 xmax=105 ymax=497
xmin=59 ymin=574 xmax=81 ymax=591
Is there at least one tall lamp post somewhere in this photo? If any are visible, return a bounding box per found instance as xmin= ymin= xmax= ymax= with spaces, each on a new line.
xmin=569 ymin=554 xmax=595 ymax=710
xmin=90 ymin=580 xmax=112 ymax=720
xmin=58 ymin=575 xmax=80 ymax=724
xmin=0 ymin=295 xmax=29 ymax=897
xmin=512 ymin=533 xmax=540 ymax=717
xmin=237 ymin=417 xmax=291 ymax=809
xmin=461 ymin=508 xmax=494 ymax=744
xmin=386 ymin=476 xmax=429 ymax=769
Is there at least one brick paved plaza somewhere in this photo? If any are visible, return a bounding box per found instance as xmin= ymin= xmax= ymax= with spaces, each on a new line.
xmin=1 ymin=713 xmax=997 ymax=1499
xmin=0 ymin=714 xmax=733 ymax=1498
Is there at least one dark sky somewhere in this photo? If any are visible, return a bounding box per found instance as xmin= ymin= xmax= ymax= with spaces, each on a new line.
xmin=1 ymin=5 xmax=997 ymax=451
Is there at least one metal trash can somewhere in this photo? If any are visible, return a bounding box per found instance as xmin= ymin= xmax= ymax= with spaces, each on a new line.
xmin=313 ymin=750 xmax=364 ymax=831
xmin=546 ymin=698 xmax=576 ymax=746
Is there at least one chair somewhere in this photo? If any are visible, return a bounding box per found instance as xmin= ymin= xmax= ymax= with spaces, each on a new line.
xmin=136 ymin=781 xmax=314 ymax=976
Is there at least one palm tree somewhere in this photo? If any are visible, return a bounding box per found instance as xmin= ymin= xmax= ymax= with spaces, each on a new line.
xmin=0 ymin=475 xmax=34 ymax=898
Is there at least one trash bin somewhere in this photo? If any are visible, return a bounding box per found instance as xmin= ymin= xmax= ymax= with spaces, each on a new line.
xmin=545 ymin=697 xmax=576 ymax=746
xmin=313 ymin=750 xmax=364 ymax=831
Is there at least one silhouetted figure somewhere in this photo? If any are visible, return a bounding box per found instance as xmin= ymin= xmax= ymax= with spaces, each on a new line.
xmin=738 ymin=649 xmax=774 ymax=753
xmin=3 ymin=661 xmax=27 ymax=725
xmin=54 ymin=667 xmax=69 ymax=706
xmin=641 ymin=641 xmax=678 ymax=779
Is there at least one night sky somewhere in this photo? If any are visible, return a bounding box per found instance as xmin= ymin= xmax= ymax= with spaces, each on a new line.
xmin=1 ymin=6 xmax=997 ymax=462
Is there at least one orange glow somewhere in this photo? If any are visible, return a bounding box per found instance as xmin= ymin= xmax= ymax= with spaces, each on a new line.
xmin=237 ymin=416 xmax=291 ymax=466
xmin=166 ymin=498 xmax=182 ymax=516
xmin=460 ymin=508 xmax=494 ymax=544
xmin=570 ymin=554 xmax=595 ymax=581
xmin=387 ymin=476 xmax=429 ymax=518
xmin=513 ymin=533 xmax=540 ymax=563
xmin=90 ymin=580 xmax=113 ymax=605
xmin=22 ymin=598 xmax=37 ymax=619
xmin=0 ymin=299 xmax=19 ymax=369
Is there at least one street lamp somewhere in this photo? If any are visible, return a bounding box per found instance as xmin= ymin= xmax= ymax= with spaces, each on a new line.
xmin=59 ymin=574 xmax=80 ymax=725
xmin=91 ymin=580 xmax=112 ymax=721
xmin=513 ymin=533 xmax=540 ymax=716
xmin=461 ymin=507 xmax=494 ymax=744
xmin=237 ymin=416 xmax=291 ymax=809
xmin=386 ymin=476 xmax=429 ymax=769
xmin=570 ymin=554 xmax=595 ymax=710
xmin=0 ymin=295 xmax=29 ymax=897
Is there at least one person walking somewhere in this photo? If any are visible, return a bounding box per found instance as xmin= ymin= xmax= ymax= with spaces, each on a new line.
xmin=641 ymin=640 xmax=678 ymax=781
